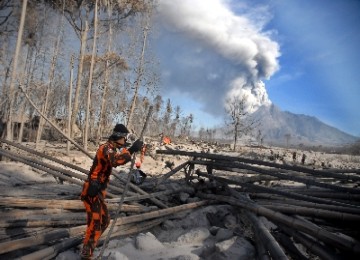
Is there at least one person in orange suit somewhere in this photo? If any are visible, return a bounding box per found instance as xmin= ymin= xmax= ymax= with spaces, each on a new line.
xmin=80 ymin=124 xmax=143 ymax=259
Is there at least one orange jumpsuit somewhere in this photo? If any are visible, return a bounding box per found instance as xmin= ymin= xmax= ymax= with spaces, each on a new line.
xmin=80 ymin=142 xmax=131 ymax=256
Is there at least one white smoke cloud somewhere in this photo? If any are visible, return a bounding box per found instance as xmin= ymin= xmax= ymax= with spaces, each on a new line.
xmin=156 ymin=0 xmax=280 ymax=113
xmin=225 ymin=79 xmax=271 ymax=113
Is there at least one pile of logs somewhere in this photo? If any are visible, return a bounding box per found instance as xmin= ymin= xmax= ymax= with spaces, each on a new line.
xmin=156 ymin=149 xmax=360 ymax=259
xmin=0 ymin=139 xmax=359 ymax=259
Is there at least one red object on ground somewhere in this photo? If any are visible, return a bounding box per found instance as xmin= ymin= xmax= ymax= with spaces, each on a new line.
xmin=163 ymin=136 xmax=171 ymax=145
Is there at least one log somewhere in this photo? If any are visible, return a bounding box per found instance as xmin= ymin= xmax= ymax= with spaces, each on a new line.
xmin=19 ymin=85 xmax=93 ymax=159
xmin=0 ymin=200 xmax=208 ymax=255
xmin=0 ymin=183 xmax=79 ymax=198
xmin=0 ymin=219 xmax=85 ymax=229
xmin=0 ymin=148 xmax=129 ymax=198
xmin=279 ymin=225 xmax=341 ymax=260
xmin=0 ymin=197 xmax=147 ymax=212
xmin=191 ymin=160 xmax=360 ymax=194
xmin=254 ymin=235 xmax=271 ymax=260
xmin=16 ymin=217 xmax=167 ymax=260
xmin=0 ymin=148 xmax=84 ymax=184
xmin=278 ymin=189 xmax=360 ymax=201
xmin=260 ymin=204 xmax=360 ymax=221
xmin=112 ymin=172 xmax=167 ymax=208
xmin=245 ymin=211 xmax=288 ymax=259
xmin=0 ymin=226 xmax=85 ymax=255
xmin=114 ymin=200 xmax=209 ymax=226
xmin=0 ymin=138 xmax=89 ymax=174
xmin=271 ymin=230 xmax=308 ymax=260
xmin=98 ymin=217 xmax=167 ymax=244
xmin=154 ymin=161 xmax=189 ymax=187
xmin=0 ymin=227 xmax=54 ymax=243
xmin=17 ymin=235 xmax=83 ymax=260
xmin=157 ymin=149 xmax=360 ymax=181
xmin=1 ymin=139 xmax=168 ymax=204
xmin=256 ymin=199 xmax=360 ymax=215
xmin=196 ymin=171 xmax=360 ymax=208
xmin=108 ymin=186 xmax=195 ymax=203
xmin=196 ymin=192 xmax=360 ymax=254
xmin=2 ymin=128 xmax=181 ymax=206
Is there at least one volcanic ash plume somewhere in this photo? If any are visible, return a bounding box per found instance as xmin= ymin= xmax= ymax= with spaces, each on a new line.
xmin=225 ymin=79 xmax=271 ymax=113
xmin=157 ymin=0 xmax=280 ymax=112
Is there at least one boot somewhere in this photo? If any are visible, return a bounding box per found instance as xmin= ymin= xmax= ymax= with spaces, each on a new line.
xmin=80 ymin=244 xmax=93 ymax=259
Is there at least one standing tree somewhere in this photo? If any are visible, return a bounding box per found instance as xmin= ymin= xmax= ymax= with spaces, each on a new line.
xmin=83 ymin=0 xmax=98 ymax=151
xmin=180 ymin=113 xmax=193 ymax=138
xmin=224 ymin=95 xmax=258 ymax=150
xmin=5 ymin=0 xmax=28 ymax=141
xmin=170 ymin=105 xmax=181 ymax=137
xmin=162 ymin=98 xmax=172 ymax=133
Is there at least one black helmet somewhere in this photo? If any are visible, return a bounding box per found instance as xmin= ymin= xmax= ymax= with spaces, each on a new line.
xmin=109 ymin=124 xmax=129 ymax=141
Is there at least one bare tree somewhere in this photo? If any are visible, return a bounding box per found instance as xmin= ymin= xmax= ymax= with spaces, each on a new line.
xmin=171 ymin=105 xmax=181 ymax=137
xmin=256 ymin=129 xmax=264 ymax=146
xmin=36 ymin=0 xmax=65 ymax=148
xmin=83 ymin=0 xmax=98 ymax=151
xmin=5 ymin=0 xmax=28 ymax=141
xmin=180 ymin=113 xmax=193 ymax=137
xmin=96 ymin=2 xmax=113 ymax=141
xmin=126 ymin=17 xmax=150 ymax=129
xmin=70 ymin=10 xmax=89 ymax=140
xmin=224 ymin=95 xmax=258 ymax=150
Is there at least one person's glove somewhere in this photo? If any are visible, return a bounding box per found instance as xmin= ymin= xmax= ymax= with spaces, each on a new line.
xmin=128 ymin=139 xmax=144 ymax=154
xmin=87 ymin=180 xmax=100 ymax=197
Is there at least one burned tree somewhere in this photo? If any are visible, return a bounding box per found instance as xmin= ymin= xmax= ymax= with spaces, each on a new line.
xmin=224 ymin=95 xmax=258 ymax=150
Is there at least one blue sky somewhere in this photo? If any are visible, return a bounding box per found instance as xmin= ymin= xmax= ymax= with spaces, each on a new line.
xmin=153 ymin=0 xmax=360 ymax=137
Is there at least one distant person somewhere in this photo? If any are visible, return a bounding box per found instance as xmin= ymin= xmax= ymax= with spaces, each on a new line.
xmin=80 ymin=124 xmax=143 ymax=259
xmin=301 ymin=153 xmax=306 ymax=165
xmin=292 ymin=152 xmax=297 ymax=162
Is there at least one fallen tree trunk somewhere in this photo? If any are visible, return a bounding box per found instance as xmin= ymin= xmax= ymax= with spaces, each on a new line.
xmin=16 ymin=217 xmax=166 ymax=260
xmin=245 ymin=211 xmax=288 ymax=260
xmin=0 ymin=227 xmax=54 ymax=243
xmin=0 ymin=148 xmax=131 ymax=198
xmin=0 ymin=197 xmax=147 ymax=212
xmin=196 ymin=171 xmax=360 ymax=208
xmin=191 ymin=160 xmax=360 ymax=194
xmin=277 ymin=189 xmax=360 ymax=201
xmin=112 ymin=172 xmax=168 ymax=209
xmin=154 ymin=161 xmax=189 ymax=187
xmin=108 ymin=186 xmax=195 ymax=203
xmin=0 ymin=217 xmax=86 ymax=228
xmin=260 ymin=203 xmax=360 ymax=222
xmin=279 ymin=225 xmax=341 ymax=260
xmin=157 ymin=149 xmax=360 ymax=181
xmin=0 ymin=200 xmax=208 ymax=255
xmin=1 ymin=139 xmax=169 ymax=206
xmin=256 ymin=199 xmax=360 ymax=215
xmin=19 ymin=85 xmax=93 ymax=159
xmin=17 ymin=235 xmax=83 ymax=260
xmin=0 ymin=138 xmax=89 ymax=174
xmin=196 ymin=192 xmax=360 ymax=255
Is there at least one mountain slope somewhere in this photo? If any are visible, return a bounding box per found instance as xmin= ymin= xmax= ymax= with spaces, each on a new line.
xmin=252 ymin=104 xmax=359 ymax=146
